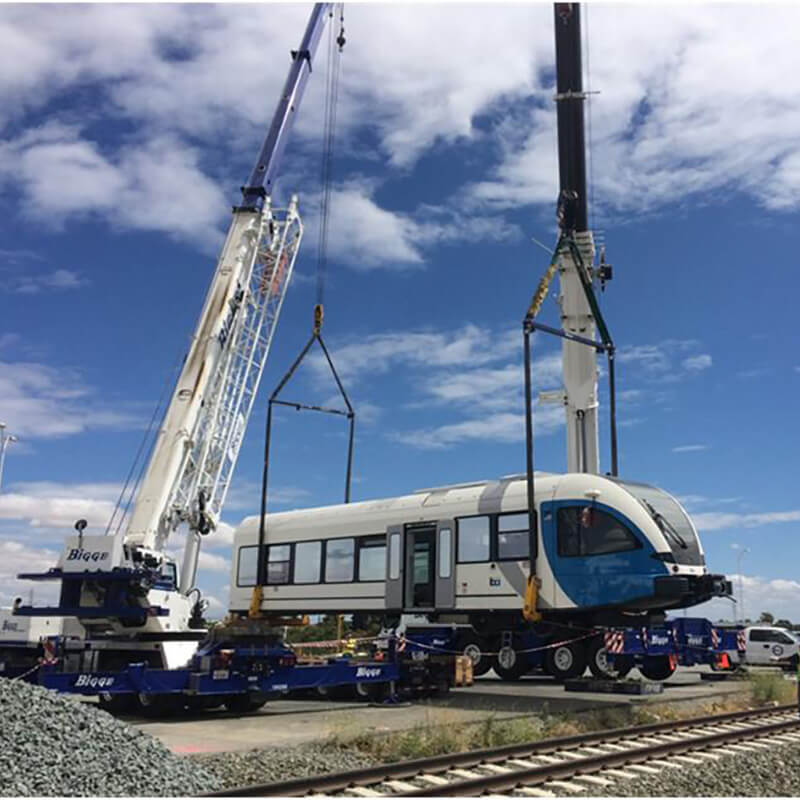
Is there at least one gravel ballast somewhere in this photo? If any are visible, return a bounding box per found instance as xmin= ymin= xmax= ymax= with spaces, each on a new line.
xmin=563 ymin=738 xmax=800 ymax=797
xmin=0 ymin=678 xmax=222 ymax=797
xmin=193 ymin=742 xmax=380 ymax=790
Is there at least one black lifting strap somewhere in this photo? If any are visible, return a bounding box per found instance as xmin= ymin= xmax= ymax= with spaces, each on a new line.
xmin=252 ymin=304 xmax=355 ymax=610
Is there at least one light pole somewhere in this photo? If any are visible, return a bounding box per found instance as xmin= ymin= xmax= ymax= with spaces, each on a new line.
xmin=0 ymin=422 xmax=18 ymax=494
xmin=732 ymin=544 xmax=750 ymax=624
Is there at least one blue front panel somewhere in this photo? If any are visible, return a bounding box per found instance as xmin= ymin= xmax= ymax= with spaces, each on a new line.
xmin=541 ymin=501 xmax=669 ymax=608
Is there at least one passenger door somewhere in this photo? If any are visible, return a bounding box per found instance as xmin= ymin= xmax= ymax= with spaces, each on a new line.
xmin=404 ymin=525 xmax=436 ymax=611
xmin=385 ymin=524 xmax=403 ymax=612
xmin=435 ymin=519 xmax=455 ymax=609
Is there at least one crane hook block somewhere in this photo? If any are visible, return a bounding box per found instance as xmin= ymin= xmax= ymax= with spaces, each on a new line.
xmin=313 ymin=303 xmax=324 ymax=335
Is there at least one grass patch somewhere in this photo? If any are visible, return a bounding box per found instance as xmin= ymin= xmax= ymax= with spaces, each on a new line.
xmin=749 ymin=670 xmax=797 ymax=706
xmin=323 ymin=692 xmax=760 ymax=764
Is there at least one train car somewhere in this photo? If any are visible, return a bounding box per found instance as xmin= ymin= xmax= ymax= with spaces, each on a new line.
xmin=229 ymin=472 xmax=730 ymax=633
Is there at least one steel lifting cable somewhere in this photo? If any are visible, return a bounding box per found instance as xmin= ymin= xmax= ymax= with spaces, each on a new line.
xmin=105 ymin=350 xmax=185 ymax=536
xmin=315 ymin=4 xmax=345 ymax=307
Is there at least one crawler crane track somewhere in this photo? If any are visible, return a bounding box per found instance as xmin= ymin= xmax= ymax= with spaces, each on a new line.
xmin=207 ymin=704 xmax=800 ymax=797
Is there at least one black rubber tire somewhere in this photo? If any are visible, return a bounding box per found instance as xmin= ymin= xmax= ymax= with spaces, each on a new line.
xmin=223 ymin=693 xmax=268 ymax=713
xmin=586 ymin=638 xmax=617 ymax=679
xmin=613 ymin=655 xmax=634 ymax=678
xmin=98 ymin=693 xmax=138 ymax=715
xmin=136 ymin=693 xmax=185 ymax=717
xmin=354 ymin=681 xmax=389 ymax=701
xmin=545 ymin=640 xmax=587 ymax=682
xmin=457 ymin=631 xmax=492 ymax=677
xmin=493 ymin=646 xmax=528 ymax=681
xmin=640 ymin=655 xmax=676 ymax=681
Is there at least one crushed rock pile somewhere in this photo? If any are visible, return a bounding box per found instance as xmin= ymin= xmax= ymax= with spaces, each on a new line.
xmin=0 ymin=678 xmax=221 ymax=797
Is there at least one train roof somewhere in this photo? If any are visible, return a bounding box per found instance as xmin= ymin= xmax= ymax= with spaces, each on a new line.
xmin=235 ymin=471 xmax=566 ymax=535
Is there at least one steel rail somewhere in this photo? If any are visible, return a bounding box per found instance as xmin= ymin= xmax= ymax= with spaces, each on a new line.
xmin=204 ymin=703 xmax=796 ymax=797
xmin=399 ymin=714 xmax=800 ymax=796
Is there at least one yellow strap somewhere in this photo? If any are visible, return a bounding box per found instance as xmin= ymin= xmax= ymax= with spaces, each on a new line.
xmin=523 ymin=575 xmax=542 ymax=622
xmin=248 ymin=585 xmax=263 ymax=619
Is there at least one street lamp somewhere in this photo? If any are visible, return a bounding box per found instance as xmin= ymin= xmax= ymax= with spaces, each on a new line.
xmin=732 ymin=544 xmax=750 ymax=624
xmin=0 ymin=422 xmax=18 ymax=493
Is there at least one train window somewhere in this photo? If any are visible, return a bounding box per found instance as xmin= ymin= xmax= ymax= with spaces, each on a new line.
xmin=267 ymin=544 xmax=291 ymax=584
xmin=359 ymin=537 xmax=386 ymax=582
xmin=457 ymin=516 xmax=490 ymax=563
xmin=438 ymin=528 xmax=452 ymax=578
xmin=557 ymin=507 xmax=641 ymax=557
xmin=325 ymin=538 xmax=355 ymax=582
xmin=389 ymin=533 xmax=400 ymax=579
xmin=497 ymin=513 xmax=530 ymax=560
xmin=236 ymin=546 xmax=258 ymax=587
xmin=294 ymin=541 xmax=322 ymax=584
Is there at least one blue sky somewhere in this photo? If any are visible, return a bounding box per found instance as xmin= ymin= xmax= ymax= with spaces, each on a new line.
xmin=0 ymin=3 xmax=798 ymax=623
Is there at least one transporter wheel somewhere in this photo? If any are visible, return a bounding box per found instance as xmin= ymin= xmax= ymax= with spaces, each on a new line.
xmin=223 ymin=693 xmax=268 ymax=713
xmin=545 ymin=640 xmax=587 ymax=682
xmin=97 ymin=693 xmax=138 ymax=715
xmin=136 ymin=693 xmax=185 ymax=717
xmin=586 ymin=638 xmax=617 ymax=679
xmin=457 ymin=632 xmax=491 ymax=677
xmin=354 ymin=681 xmax=389 ymax=701
xmin=612 ymin=655 xmax=634 ymax=678
xmin=493 ymin=645 xmax=528 ymax=681
xmin=640 ymin=655 xmax=676 ymax=682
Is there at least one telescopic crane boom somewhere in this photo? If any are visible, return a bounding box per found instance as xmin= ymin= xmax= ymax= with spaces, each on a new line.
xmin=17 ymin=3 xmax=336 ymax=634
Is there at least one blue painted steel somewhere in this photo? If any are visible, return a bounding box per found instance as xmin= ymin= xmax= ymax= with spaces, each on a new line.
xmin=541 ymin=500 xmax=669 ymax=608
xmin=240 ymin=3 xmax=333 ymax=209
xmin=606 ymin=618 xmax=746 ymax=669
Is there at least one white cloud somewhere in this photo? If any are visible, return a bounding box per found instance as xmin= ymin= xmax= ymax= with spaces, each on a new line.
xmin=391 ymin=406 xmax=564 ymax=451
xmin=0 ymin=124 xmax=228 ymax=248
xmin=0 ymin=539 xmax=60 ymax=608
xmin=693 ymin=509 xmax=800 ymax=532
xmin=693 ymin=574 xmax=800 ymax=624
xmin=0 ymin=481 xmax=121 ymax=530
xmin=3 ymin=268 xmax=87 ymax=294
xmin=672 ymin=444 xmax=709 ymax=453
xmin=682 ymin=354 xmax=712 ymax=371
xmin=312 ymin=324 xmax=518 ymax=384
xmin=0 ymin=360 xmax=141 ymax=439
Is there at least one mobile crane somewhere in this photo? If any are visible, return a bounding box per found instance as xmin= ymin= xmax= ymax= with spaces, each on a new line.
xmin=2 ymin=4 xmax=469 ymax=711
xmin=7 ymin=3 xmax=332 ymax=669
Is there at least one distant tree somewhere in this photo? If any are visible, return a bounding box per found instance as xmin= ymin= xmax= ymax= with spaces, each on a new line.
xmin=776 ymin=618 xmax=793 ymax=629
xmin=759 ymin=611 xmax=775 ymax=624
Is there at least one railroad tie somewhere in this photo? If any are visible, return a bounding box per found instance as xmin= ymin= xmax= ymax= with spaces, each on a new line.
xmin=601 ymin=768 xmax=642 ymax=780
xmin=515 ymin=787 xmax=556 ymax=797
xmin=623 ymin=764 xmax=662 ymax=775
xmin=554 ymin=751 xmax=585 ymax=761
xmin=682 ymin=752 xmax=721 ymax=761
xmin=532 ymin=755 xmax=566 ymax=764
xmin=645 ymin=759 xmax=683 ymax=768
xmin=575 ymin=746 xmax=612 ymax=756
xmin=348 ymin=787 xmax=384 ymax=797
xmin=541 ymin=780 xmax=585 ymax=793
xmin=447 ymin=768 xmax=482 ymax=780
xmin=669 ymin=755 xmax=705 ymax=766
xmin=571 ymin=774 xmax=615 ymax=786
xmin=596 ymin=743 xmax=629 ymax=752
xmin=382 ymin=780 xmax=420 ymax=793
xmin=481 ymin=763 xmax=514 ymax=774
xmin=507 ymin=759 xmax=540 ymax=768
xmin=415 ymin=774 xmax=449 ymax=787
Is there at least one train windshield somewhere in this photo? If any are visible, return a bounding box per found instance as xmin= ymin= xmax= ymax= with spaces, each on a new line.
xmin=614 ymin=480 xmax=704 ymax=567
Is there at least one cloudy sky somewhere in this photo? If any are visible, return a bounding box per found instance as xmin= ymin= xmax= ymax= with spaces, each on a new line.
xmin=0 ymin=2 xmax=798 ymax=623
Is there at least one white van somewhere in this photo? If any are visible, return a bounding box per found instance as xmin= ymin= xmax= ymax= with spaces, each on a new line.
xmin=737 ymin=626 xmax=799 ymax=668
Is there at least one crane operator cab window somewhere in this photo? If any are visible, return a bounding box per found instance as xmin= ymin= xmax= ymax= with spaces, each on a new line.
xmin=557 ymin=506 xmax=641 ymax=557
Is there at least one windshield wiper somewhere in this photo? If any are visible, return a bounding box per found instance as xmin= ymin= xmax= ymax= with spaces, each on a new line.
xmin=640 ymin=499 xmax=688 ymax=549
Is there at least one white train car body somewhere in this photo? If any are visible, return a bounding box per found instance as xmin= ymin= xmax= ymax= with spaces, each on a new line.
xmin=229 ymin=472 xmax=727 ymax=625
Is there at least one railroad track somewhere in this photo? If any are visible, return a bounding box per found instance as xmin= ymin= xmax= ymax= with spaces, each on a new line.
xmin=207 ymin=704 xmax=800 ymax=797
